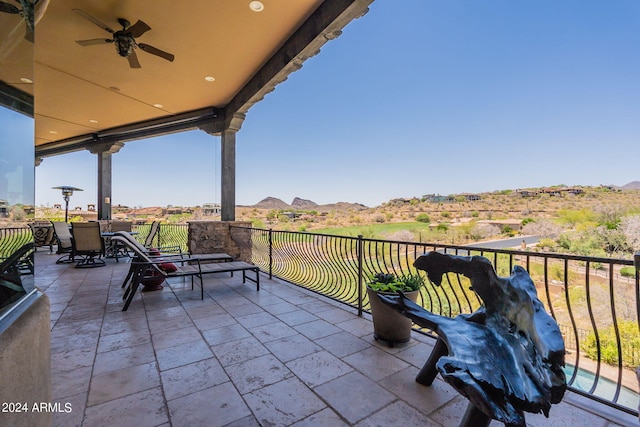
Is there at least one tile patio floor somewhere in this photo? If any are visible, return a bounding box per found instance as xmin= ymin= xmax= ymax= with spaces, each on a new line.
xmin=33 ymin=250 xmax=637 ymax=427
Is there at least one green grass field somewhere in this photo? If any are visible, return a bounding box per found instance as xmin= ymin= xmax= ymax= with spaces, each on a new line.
xmin=312 ymin=221 xmax=434 ymax=240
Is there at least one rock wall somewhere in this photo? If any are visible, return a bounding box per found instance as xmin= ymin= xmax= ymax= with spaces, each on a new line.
xmin=187 ymin=221 xmax=252 ymax=262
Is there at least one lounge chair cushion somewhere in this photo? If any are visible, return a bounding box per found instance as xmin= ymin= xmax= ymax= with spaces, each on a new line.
xmin=148 ymin=248 xmax=178 ymax=272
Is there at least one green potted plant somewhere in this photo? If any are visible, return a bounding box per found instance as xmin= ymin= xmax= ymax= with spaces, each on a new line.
xmin=366 ymin=272 xmax=424 ymax=347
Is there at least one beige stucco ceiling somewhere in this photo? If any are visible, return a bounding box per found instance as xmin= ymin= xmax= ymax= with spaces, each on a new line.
xmin=0 ymin=0 xmax=373 ymax=158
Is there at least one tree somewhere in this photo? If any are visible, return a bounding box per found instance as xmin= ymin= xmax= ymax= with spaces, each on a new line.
xmin=619 ymin=215 xmax=640 ymax=251
xmin=521 ymin=219 xmax=564 ymax=239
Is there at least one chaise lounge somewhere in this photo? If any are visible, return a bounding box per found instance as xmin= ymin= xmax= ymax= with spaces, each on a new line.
xmin=112 ymin=235 xmax=260 ymax=311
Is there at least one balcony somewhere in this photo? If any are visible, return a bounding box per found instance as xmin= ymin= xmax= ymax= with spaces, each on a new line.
xmin=32 ymin=225 xmax=637 ymax=426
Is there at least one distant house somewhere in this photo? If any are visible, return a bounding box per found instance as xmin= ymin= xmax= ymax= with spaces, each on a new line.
xmin=282 ymin=212 xmax=301 ymax=220
xmin=564 ymin=188 xmax=584 ymax=195
xmin=461 ymin=193 xmax=481 ymax=201
xmin=517 ymin=190 xmax=538 ymax=198
xmin=541 ymin=188 xmax=562 ymax=197
xmin=0 ymin=199 xmax=8 ymax=217
xmin=53 ymin=204 xmax=62 ymax=209
xmin=87 ymin=204 xmax=96 ymax=211
xmin=202 ymin=203 xmax=221 ymax=216
xmin=425 ymin=194 xmax=455 ymax=203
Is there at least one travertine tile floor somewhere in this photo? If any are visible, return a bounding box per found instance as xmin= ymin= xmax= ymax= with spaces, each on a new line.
xmin=33 ymin=250 xmax=636 ymax=426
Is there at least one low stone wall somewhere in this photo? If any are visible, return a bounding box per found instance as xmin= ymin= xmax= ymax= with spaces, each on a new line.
xmin=187 ymin=221 xmax=252 ymax=262
xmin=0 ymin=292 xmax=51 ymax=427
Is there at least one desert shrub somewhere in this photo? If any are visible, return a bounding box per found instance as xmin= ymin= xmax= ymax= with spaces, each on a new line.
xmin=521 ymin=217 xmax=535 ymax=226
xmin=620 ymin=266 xmax=636 ymax=278
xmin=521 ymin=219 xmax=564 ymax=239
xmin=582 ymin=320 xmax=640 ymax=367
xmin=252 ymin=219 xmax=265 ymax=228
xmin=416 ymin=213 xmax=430 ymax=223
xmin=436 ymin=223 xmax=449 ymax=232
xmin=277 ymin=214 xmax=290 ymax=223
xmin=470 ymin=223 xmax=500 ymax=240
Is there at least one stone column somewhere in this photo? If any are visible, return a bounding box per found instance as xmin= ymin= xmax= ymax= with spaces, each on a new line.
xmin=89 ymin=142 xmax=124 ymax=220
xmin=188 ymin=220 xmax=252 ymax=262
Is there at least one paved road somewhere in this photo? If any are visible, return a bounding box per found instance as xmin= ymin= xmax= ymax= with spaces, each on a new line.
xmin=464 ymin=235 xmax=539 ymax=250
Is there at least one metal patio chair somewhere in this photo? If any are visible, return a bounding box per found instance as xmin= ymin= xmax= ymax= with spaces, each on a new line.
xmin=70 ymin=222 xmax=106 ymax=268
xmin=51 ymin=221 xmax=74 ymax=264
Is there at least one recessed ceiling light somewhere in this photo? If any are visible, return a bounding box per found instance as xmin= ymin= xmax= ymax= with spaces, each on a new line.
xmin=89 ymin=119 xmax=98 ymax=123
xmin=153 ymin=104 xmax=164 ymax=108
xmin=204 ymin=76 xmax=216 ymax=82
xmin=20 ymin=77 xmax=33 ymax=83
xmin=249 ymin=1 xmax=264 ymax=12
xmin=49 ymin=130 xmax=58 ymax=134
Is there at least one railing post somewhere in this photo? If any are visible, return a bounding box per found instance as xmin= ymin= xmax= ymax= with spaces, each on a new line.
xmin=268 ymin=228 xmax=273 ymax=280
xmin=635 ymin=252 xmax=640 ymax=333
xmin=357 ymin=234 xmax=363 ymax=316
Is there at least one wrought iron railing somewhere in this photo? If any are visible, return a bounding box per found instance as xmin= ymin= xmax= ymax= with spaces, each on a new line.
xmin=0 ymin=227 xmax=33 ymax=260
xmin=232 ymin=226 xmax=640 ymax=416
xmin=132 ymin=223 xmax=189 ymax=252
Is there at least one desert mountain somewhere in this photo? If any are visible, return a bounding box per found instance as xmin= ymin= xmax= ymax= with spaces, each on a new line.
xmin=250 ymin=197 xmax=368 ymax=211
xmin=622 ymin=181 xmax=640 ymax=190
xmin=291 ymin=197 xmax=318 ymax=209
xmin=253 ymin=197 xmax=289 ymax=210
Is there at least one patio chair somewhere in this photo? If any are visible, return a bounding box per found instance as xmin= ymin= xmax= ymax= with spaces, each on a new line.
xmin=70 ymin=222 xmax=106 ymax=268
xmin=0 ymin=242 xmax=34 ymax=310
xmin=144 ymin=220 xmax=161 ymax=248
xmin=96 ymin=220 xmax=110 ymax=233
xmin=51 ymin=221 xmax=74 ymax=264
xmin=110 ymin=221 xmax=132 ymax=233
xmin=105 ymin=221 xmax=134 ymax=261
xmin=29 ymin=222 xmax=55 ymax=253
xmin=112 ymin=235 xmax=259 ymax=311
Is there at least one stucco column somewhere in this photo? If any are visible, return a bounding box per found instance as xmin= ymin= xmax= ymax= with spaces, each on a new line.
xmin=89 ymin=142 xmax=124 ymax=220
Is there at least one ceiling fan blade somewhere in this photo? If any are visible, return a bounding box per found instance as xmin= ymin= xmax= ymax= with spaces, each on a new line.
xmin=72 ymin=8 xmax=114 ymax=33
xmin=138 ymin=43 xmax=174 ymax=62
xmin=127 ymin=20 xmax=151 ymax=38
xmin=75 ymin=38 xmax=112 ymax=46
xmin=127 ymin=50 xmax=141 ymax=68
xmin=0 ymin=1 xmax=20 ymax=13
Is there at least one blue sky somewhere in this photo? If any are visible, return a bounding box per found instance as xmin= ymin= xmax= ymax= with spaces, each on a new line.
xmin=27 ymin=0 xmax=640 ymax=208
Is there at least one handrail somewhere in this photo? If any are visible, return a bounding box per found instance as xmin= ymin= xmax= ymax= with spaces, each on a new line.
xmin=231 ymin=225 xmax=639 ymax=416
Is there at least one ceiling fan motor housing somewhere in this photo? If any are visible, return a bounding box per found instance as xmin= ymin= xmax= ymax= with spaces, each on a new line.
xmin=114 ymin=32 xmax=135 ymax=57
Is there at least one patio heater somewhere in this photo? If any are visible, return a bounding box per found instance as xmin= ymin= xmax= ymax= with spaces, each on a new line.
xmin=52 ymin=186 xmax=83 ymax=222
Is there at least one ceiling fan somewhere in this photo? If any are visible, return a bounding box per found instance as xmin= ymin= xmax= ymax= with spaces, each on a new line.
xmin=73 ymin=8 xmax=175 ymax=69
xmin=0 ymin=0 xmax=43 ymax=42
